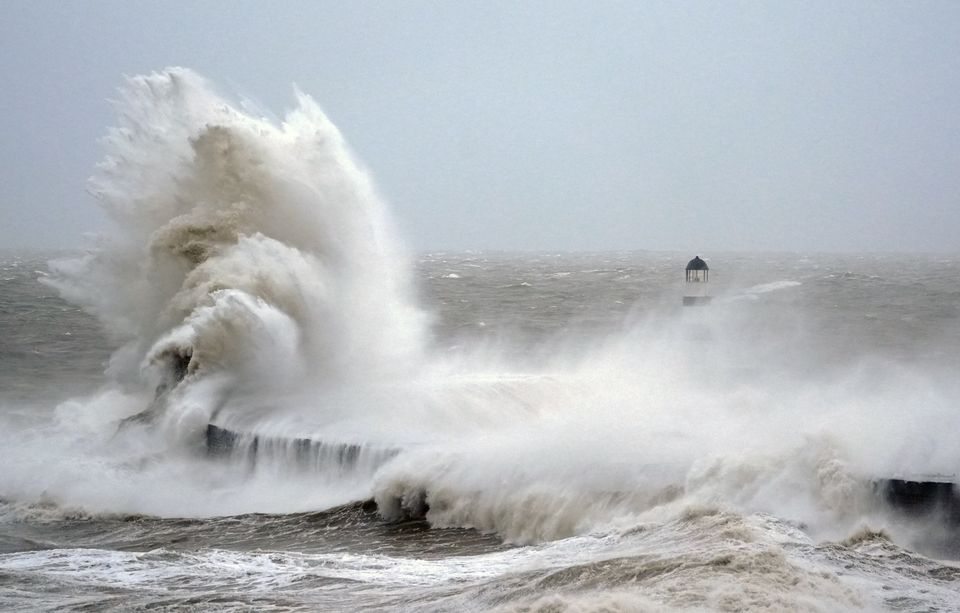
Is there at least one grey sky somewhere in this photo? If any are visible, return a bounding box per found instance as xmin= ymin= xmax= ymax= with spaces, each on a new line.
xmin=1 ymin=1 xmax=959 ymax=252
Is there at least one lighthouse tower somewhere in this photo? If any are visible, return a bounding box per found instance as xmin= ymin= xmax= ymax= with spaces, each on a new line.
xmin=683 ymin=256 xmax=710 ymax=306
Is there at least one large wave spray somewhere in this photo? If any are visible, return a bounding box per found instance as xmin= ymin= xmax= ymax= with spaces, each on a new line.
xmin=48 ymin=68 xmax=426 ymax=437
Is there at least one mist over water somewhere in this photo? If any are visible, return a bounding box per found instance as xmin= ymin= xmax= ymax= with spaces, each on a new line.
xmin=2 ymin=69 xmax=960 ymax=610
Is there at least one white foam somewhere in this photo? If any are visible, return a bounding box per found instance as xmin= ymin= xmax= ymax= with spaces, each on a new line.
xmin=747 ymin=280 xmax=802 ymax=294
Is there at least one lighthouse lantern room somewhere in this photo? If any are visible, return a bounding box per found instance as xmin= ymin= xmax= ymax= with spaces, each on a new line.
xmin=683 ymin=256 xmax=711 ymax=306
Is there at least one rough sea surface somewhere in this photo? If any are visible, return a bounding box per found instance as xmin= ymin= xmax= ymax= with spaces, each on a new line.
xmin=3 ymin=250 xmax=960 ymax=611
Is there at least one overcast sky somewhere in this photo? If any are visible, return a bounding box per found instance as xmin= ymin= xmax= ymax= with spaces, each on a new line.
xmin=1 ymin=1 xmax=959 ymax=252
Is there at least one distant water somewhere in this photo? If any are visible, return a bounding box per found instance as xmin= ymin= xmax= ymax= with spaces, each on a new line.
xmin=2 ymin=68 xmax=960 ymax=611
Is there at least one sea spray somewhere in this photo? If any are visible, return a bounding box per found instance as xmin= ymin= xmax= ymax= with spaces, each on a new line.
xmin=47 ymin=68 xmax=427 ymax=435
xmin=370 ymin=304 xmax=960 ymax=544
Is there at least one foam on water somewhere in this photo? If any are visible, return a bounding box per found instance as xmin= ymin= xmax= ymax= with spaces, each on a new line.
xmin=5 ymin=508 xmax=959 ymax=611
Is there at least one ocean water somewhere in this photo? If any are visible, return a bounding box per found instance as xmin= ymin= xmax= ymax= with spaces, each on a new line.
xmin=2 ymin=68 xmax=960 ymax=611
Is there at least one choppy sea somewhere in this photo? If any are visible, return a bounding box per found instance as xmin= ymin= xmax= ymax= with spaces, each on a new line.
xmin=3 ymin=250 xmax=960 ymax=611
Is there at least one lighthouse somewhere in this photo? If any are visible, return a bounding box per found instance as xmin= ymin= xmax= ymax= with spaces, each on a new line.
xmin=683 ymin=256 xmax=711 ymax=306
